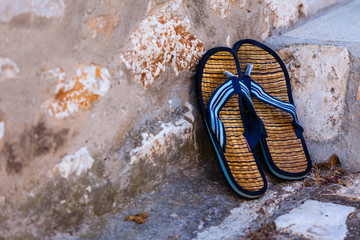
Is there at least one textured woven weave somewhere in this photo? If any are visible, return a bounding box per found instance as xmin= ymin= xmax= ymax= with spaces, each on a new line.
xmin=201 ymin=51 xmax=265 ymax=192
xmin=235 ymin=43 xmax=309 ymax=174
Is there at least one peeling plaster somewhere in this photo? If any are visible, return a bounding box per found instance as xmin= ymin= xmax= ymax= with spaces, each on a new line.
xmin=0 ymin=0 xmax=65 ymax=23
xmin=46 ymin=64 xmax=111 ymax=119
xmin=0 ymin=57 xmax=19 ymax=81
xmin=209 ymin=0 xmax=245 ymax=19
xmin=47 ymin=147 xmax=94 ymax=179
xmin=120 ymin=0 xmax=204 ymax=87
xmin=129 ymin=117 xmax=193 ymax=166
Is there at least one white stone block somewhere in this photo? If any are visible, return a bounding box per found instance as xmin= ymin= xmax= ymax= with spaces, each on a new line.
xmin=275 ymin=200 xmax=355 ymax=240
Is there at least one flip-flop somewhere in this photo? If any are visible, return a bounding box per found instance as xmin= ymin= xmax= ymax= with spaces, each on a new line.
xmin=233 ymin=39 xmax=312 ymax=180
xmin=196 ymin=47 xmax=267 ymax=198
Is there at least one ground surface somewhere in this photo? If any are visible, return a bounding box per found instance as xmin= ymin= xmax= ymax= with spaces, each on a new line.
xmin=50 ymin=156 xmax=360 ymax=240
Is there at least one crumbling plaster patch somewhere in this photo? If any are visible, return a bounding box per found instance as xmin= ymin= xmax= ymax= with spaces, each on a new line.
xmin=0 ymin=57 xmax=19 ymax=81
xmin=120 ymin=0 xmax=204 ymax=88
xmin=278 ymin=45 xmax=350 ymax=141
xmin=129 ymin=117 xmax=193 ymax=166
xmin=47 ymin=147 xmax=94 ymax=179
xmin=45 ymin=64 xmax=111 ymax=119
xmin=0 ymin=0 xmax=65 ymax=23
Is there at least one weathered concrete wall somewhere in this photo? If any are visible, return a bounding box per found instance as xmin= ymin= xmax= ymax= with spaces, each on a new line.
xmin=0 ymin=0 xmax=344 ymax=238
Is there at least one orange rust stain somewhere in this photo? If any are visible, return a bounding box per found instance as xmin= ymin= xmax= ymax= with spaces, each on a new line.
xmin=155 ymin=139 xmax=162 ymax=151
xmin=95 ymin=67 xmax=102 ymax=80
xmin=48 ymin=65 xmax=110 ymax=119
xmin=51 ymin=81 xmax=99 ymax=114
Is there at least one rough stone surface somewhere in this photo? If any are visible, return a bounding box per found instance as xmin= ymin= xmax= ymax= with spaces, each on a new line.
xmin=278 ymin=44 xmax=350 ymax=141
xmin=0 ymin=0 xmax=355 ymax=238
xmin=275 ymin=200 xmax=355 ymax=240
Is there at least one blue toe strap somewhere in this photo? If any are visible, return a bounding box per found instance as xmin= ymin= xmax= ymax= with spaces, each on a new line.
xmin=207 ymin=76 xmax=261 ymax=152
xmin=242 ymin=75 xmax=304 ymax=138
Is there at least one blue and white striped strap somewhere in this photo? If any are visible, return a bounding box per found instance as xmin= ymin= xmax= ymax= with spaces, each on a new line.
xmin=207 ymin=76 xmax=252 ymax=151
xmin=248 ymin=78 xmax=304 ymax=137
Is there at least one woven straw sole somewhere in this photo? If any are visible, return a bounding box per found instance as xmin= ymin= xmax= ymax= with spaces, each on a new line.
xmin=234 ymin=40 xmax=311 ymax=178
xmin=197 ymin=48 xmax=266 ymax=196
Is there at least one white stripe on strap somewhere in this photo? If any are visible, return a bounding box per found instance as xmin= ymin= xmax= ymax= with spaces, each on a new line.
xmin=208 ymin=77 xmax=255 ymax=150
xmin=249 ymin=81 xmax=302 ymax=129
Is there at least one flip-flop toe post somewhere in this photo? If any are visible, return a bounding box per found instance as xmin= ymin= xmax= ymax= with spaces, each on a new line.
xmin=233 ymin=39 xmax=312 ymax=180
xmin=196 ymin=47 xmax=267 ymax=198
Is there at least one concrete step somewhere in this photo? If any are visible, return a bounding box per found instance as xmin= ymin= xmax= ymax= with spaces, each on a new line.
xmin=265 ymin=0 xmax=360 ymax=172
xmin=37 ymin=166 xmax=360 ymax=239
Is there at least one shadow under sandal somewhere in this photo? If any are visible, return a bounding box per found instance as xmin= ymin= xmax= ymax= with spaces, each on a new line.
xmin=196 ymin=47 xmax=267 ymax=198
xmin=233 ymin=39 xmax=312 ymax=180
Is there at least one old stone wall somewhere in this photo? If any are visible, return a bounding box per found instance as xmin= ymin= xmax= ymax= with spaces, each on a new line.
xmin=0 ymin=0 xmax=348 ymax=238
